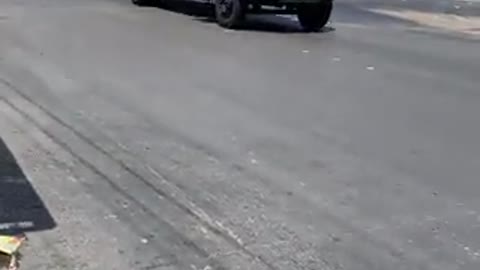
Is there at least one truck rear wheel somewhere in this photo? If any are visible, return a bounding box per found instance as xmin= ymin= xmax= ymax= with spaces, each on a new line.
xmin=215 ymin=0 xmax=246 ymax=29
xmin=297 ymin=1 xmax=332 ymax=32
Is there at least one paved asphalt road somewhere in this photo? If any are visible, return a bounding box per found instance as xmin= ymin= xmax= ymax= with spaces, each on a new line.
xmin=1 ymin=0 xmax=480 ymax=269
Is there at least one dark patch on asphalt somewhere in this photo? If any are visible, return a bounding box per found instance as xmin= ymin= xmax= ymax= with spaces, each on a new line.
xmin=0 ymin=136 xmax=56 ymax=235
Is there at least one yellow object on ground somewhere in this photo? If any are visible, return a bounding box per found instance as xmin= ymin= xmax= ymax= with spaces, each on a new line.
xmin=0 ymin=235 xmax=26 ymax=255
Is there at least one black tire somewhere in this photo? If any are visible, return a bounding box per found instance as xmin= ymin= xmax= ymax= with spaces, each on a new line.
xmin=215 ymin=0 xmax=246 ymax=29
xmin=297 ymin=1 xmax=333 ymax=32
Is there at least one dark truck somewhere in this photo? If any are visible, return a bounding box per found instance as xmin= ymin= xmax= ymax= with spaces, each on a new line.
xmin=132 ymin=0 xmax=333 ymax=32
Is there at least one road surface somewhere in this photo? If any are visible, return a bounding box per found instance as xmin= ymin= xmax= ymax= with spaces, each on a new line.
xmin=1 ymin=0 xmax=480 ymax=269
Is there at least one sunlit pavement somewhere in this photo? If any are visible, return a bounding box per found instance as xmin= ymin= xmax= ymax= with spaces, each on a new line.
xmin=1 ymin=0 xmax=480 ymax=269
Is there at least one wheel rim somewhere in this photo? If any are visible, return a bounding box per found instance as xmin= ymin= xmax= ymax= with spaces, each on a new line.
xmin=218 ymin=0 xmax=234 ymax=18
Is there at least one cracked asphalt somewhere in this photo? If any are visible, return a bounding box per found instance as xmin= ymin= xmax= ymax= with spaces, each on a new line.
xmin=1 ymin=0 xmax=480 ymax=269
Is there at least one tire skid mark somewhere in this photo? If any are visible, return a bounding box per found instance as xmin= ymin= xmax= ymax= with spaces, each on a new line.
xmin=0 ymin=77 xmax=276 ymax=270
xmin=0 ymin=97 xmax=226 ymax=270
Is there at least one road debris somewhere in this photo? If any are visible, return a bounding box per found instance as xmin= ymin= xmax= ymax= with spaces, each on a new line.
xmin=0 ymin=234 xmax=26 ymax=270
xmin=104 ymin=213 xmax=118 ymax=220
xmin=0 ymin=235 xmax=25 ymax=256
xmin=366 ymin=66 xmax=375 ymax=71
xmin=1 ymin=254 xmax=18 ymax=270
xmin=7 ymin=255 xmax=17 ymax=270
